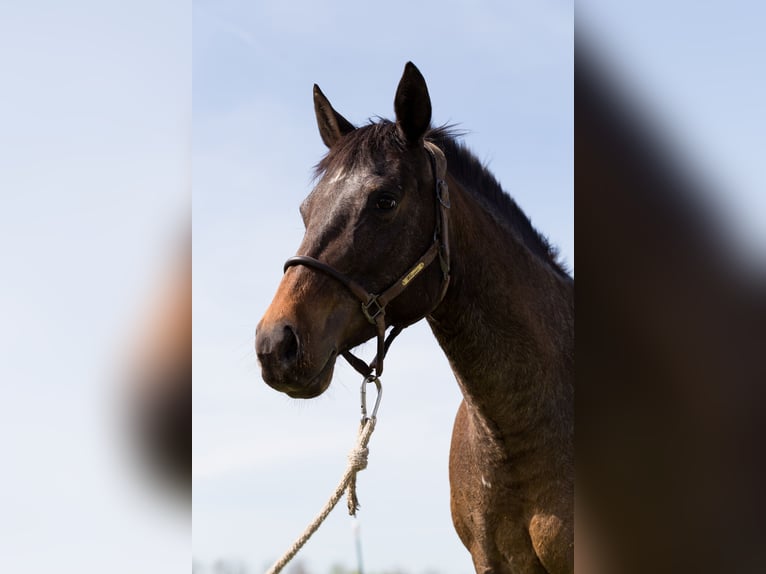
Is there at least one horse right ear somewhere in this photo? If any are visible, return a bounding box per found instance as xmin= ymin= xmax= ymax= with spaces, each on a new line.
xmin=394 ymin=62 xmax=432 ymax=145
xmin=313 ymin=84 xmax=355 ymax=148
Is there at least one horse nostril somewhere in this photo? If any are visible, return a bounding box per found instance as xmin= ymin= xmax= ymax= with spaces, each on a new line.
xmin=256 ymin=322 xmax=301 ymax=371
xmin=280 ymin=324 xmax=298 ymax=364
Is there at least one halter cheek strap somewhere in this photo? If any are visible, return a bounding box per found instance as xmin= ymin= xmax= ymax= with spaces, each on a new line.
xmin=283 ymin=145 xmax=451 ymax=379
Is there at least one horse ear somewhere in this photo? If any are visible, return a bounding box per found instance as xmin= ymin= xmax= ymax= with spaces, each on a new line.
xmin=313 ymin=84 xmax=355 ymax=148
xmin=394 ymin=62 xmax=432 ymax=145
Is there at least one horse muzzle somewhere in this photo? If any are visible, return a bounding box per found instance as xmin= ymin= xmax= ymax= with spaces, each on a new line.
xmin=255 ymin=319 xmax=337 ymax=399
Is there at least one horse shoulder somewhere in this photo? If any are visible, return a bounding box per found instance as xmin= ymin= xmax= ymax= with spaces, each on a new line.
xmin=529 ymin=512 xmax=574 ymax=574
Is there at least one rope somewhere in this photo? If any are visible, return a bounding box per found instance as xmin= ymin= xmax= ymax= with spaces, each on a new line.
xmin=265 ymin=417 xmax=378 ymax=574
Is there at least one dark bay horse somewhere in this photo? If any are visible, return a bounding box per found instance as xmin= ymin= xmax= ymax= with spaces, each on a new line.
xmin=256 ymin=62 xmax=573 ymax=573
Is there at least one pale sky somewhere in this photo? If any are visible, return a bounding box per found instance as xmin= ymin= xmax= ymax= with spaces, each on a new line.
xmin=579 ymin=0 xmax=766 ymax=260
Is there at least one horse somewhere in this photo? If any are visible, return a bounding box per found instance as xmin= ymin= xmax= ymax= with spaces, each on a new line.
xmin=255 ymin=62 xmax=573 ymax=574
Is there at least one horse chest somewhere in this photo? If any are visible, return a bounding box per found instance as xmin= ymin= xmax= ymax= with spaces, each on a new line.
xmin=449 ymin=400 xmax=572 ymax=573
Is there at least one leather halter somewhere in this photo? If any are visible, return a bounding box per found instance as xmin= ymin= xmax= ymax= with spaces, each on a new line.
xmin=283 ymin=145 xmax=451 ymax=379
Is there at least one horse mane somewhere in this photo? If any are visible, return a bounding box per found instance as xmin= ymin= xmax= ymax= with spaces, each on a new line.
xmin=427 ymin=125 xmax=570 ymax=278
xmin=314 ymin=120 xmax=569 ymax=278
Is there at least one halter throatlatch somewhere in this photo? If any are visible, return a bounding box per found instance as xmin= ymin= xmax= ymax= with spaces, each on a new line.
xmin=283 ymin=144 xmax=451 ymax=380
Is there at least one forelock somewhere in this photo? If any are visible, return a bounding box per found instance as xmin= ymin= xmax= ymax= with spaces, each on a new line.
xmin=313 ymin=120 xmax=405 ymax=180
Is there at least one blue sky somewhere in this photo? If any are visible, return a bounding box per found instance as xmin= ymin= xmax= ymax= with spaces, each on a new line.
xmin=192 ymin=1 xmax=572 ymax=573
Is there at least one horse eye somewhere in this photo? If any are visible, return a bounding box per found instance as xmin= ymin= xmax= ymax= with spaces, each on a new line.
xmin=375 ymin=196 xmax=398 ymax=210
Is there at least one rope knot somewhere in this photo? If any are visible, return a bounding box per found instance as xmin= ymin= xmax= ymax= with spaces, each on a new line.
xmin=348 ymin=445 xmax=369 ymax=471
xmin=265 ymin=408 xmax=378 ymax=574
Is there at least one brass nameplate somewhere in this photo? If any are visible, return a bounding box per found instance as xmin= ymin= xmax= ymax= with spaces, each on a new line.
xmin=401 ymin=262 xmax=426 ymax=286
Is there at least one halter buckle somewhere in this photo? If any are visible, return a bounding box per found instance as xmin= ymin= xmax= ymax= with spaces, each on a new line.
xmin=361 ymin=296 xmax=384 ymax=324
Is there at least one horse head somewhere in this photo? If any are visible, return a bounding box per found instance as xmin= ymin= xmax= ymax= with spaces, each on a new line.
xmin=256 ymin=62 xmax=449 ymax=398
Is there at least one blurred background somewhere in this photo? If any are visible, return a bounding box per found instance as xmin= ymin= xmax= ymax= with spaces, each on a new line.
xmin=192 ymin=1 xmax=571 ymax=574
xmin=0 ymin=1 xmax=190 ymax=572
xmin=577 ymin=2 xmax=765 ymax=573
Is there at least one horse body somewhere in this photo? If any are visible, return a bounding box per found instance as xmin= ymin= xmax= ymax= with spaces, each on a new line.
xmin=425 ymin=167 xmax=574 ymax=572
xmin=256 ymin=63 xmax=573 ymax=573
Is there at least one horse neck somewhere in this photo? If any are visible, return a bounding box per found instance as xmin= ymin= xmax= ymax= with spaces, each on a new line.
xmin=427 ymin=175 xmax=574 ymax=443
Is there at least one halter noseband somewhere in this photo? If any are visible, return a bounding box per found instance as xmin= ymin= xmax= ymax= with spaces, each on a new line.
xmin=283 ymin=145 xmax=451 ymax=380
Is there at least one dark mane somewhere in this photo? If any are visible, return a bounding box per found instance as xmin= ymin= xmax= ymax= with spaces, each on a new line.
xmin=315 ymin=120 xmax=569 ymax=277
xmin=427 ymin=125 xmax=570 ymax=278
xmin=313 ymin=118 xmax=406 ymax=178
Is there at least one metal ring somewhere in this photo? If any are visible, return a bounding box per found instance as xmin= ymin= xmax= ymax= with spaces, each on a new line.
xmin=360 ymin=375 xmax=382 ymax=421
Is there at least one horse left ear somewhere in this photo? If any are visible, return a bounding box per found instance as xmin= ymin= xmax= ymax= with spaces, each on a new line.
xmin=314 ymin=84 xmax=356 ymax=149
xmin=394 ymin=62 xmax=432 ymax=145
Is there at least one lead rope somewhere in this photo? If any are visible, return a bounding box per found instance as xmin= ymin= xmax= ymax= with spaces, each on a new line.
xmin=265 ymin=376 xmax=382 ymax=574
